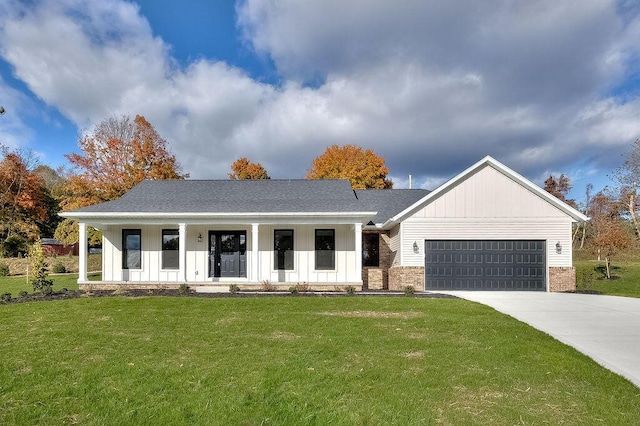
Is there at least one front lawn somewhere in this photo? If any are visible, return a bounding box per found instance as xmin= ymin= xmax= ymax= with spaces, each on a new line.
xmin=0 ymin=273 xmax=100 ymax=296
xmin=575 ymin=259 xmax=640 ymax=298
xmin=0 ymin=297 xmax=638 ymax=424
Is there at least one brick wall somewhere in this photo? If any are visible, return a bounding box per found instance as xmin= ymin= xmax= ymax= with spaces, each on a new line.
xmin=549 ymin=266 xmax=576 ymax=292
xmin=388 ymin=266 xmax=425 ymax=291
xmin=362 ymin=268 xmax=384 ymax=290
xmin=362 ymin=231 xmax=391 ymax=290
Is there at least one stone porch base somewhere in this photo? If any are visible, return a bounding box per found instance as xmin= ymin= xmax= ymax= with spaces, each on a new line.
xmin=79 ymin=282 xmax=363 ymax=293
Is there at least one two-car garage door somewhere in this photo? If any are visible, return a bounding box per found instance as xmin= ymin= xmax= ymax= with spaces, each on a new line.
xmin=424 ymin=240 xmax=546 ymax=291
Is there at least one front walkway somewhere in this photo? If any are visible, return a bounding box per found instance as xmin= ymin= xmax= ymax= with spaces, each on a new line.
xmin=433 ymin=291 xmax=640 ymax=388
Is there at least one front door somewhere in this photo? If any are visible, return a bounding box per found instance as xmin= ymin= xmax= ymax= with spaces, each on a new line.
xmin=209 ymin=231 xmax=247 ymax=278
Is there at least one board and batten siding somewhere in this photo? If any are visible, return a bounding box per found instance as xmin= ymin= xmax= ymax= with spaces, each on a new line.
xmin=395 ymin=165 xmax=576 ymax=268
xmin=256 ymin=224 xmax=358 ymax=284
xmin=102 ymin=225 xmax=184 ymax=282
xmin=101 ymin=223 xmax=360 ymax=284
xmin=414 ymin=166 xmax=570 ymax=219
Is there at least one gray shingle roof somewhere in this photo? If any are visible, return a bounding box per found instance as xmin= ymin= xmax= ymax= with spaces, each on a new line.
xmin=355 ymin=189 xmax=431 ymax=224
xmin=72 ymin=179 xmax=368 ymax=213
xmin=68 ymin=180 xmax=431 ymax=224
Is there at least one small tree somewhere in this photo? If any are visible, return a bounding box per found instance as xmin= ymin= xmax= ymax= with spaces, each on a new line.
xmin=613 ymin=138 xmax=640 ymax=238
xmin=29 ymin=239 xmax=53 ymax=294
xmin=591 ymin=218 xmax=633 ymax=279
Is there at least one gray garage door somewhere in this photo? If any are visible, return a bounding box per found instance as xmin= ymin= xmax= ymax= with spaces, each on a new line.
xmin=424 ymin=240 xmax=546 ymax=291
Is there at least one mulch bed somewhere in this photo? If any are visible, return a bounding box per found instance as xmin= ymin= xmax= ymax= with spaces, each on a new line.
xmin=0 ymin=288 xmax=458 ymax=304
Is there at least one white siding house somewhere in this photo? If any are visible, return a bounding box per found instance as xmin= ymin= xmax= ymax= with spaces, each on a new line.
xmin=376 ymin=157 xmax=587 ymax=292
xmin=61 ymin=156 xmax=587 ymax=292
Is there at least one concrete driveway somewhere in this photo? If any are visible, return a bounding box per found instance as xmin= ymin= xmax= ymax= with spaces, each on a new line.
xmin=434 ymin=291 xmax=640 ymax=388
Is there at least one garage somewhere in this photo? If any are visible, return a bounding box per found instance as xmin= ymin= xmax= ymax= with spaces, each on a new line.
xmin=424 ymin=240 xmax=546 ymax=291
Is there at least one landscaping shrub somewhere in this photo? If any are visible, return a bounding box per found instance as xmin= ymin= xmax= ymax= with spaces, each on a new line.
xmin=261 ymin=280 xmax=276 ymax=291
xmin=345 ymin=285 xmax=356 ymax=295
xmin=229 ymin=284 xmax=239 ymax=294
xmin=52 ymin=262 xmax=67 ymax=274
xmin=0 ymin=261 xmax=9 ymax=277
xmin=18 ymin=290 xmax=28 ymax=298
xmin=29 ymin=240 xmax=53 ymax=295
xmin=404 ymin=285 xmax=415 ymax=295
xmin=1 ymin=292 xmax=11 ymax=302
xmin=289 ymin=282 xmax=311 ymax=294
xmin=178 ymin=283 xmax=189 ymax=295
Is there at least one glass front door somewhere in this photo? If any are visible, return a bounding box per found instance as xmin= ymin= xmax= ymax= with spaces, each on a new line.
xmin=209 ymin=231 xmax=246 ymax=278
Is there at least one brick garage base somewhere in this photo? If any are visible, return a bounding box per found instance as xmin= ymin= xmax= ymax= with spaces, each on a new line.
xmin=549 ymin=267 xmax=576 ymax=292
xmin=388 ymin=266 xmax=425 ymax=291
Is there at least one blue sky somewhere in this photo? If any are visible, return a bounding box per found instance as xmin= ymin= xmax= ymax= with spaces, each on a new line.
xmin=1 ymin=0 xmax=640 ymax=205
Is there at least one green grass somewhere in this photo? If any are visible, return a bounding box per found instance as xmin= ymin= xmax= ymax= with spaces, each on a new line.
xmin=0 ymin=273 xmax=100 ymax=295
xmin=575 ymin=259 xmax=640 ymax=298
xmin=0 ymin=297 xmax=638 ymax=425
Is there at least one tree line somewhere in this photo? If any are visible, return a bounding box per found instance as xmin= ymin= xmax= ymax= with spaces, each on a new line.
xmin=2 ymin=113 xmax=638 ymax=272
xmin=0 ymin=115 xmax=393 ymax=256
xmin=542 ymin=147 xmax=640 ymax=279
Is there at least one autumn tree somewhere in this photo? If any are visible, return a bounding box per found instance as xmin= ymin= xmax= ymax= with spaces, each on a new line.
xmin=592 ymin=217 xmax=633 ymax=279
xmin=34 ymin=165 xmax=65 ymax=237
xmin=575 ymin=183 xmax=593 ymax=249
xmin=543 ymin=174 xmax=577 ymax=208
xmin=613 ymin=138 xmax=640 ymax=238
xmin=306 ymin=144 xmax=393 ymax=189
xmin=0 ymin=146 xmax=48 ymax=243
xmin=54 ymin=218 xmax=102 ymax=246
xmin=228 ymin=157 xmax=270 ymax=180
xmin=62 ymin=114 xmax=188 ymax=211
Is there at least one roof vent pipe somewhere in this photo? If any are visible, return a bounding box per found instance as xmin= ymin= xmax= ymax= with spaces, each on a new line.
xmin=409 ymin=174 xmax=412 ymax=189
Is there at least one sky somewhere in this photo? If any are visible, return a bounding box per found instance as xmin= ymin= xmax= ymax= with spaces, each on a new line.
xmin=1 ymin=0 xmax=640 ymax=204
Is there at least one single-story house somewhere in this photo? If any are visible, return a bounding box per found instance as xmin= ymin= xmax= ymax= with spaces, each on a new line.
xmin=60 ymin=156 xmax=588 ymax=292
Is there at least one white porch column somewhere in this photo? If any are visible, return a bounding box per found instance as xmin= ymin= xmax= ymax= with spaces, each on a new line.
xmin=178 ymin=223 xmax=187 ymax=282
xmin=354 ymin=223 xmax=362 ymax=284
xmin=252 ymin=223 xmax=259 ymax=282
xmin=78 ymin=222 xmax=88 ymax=282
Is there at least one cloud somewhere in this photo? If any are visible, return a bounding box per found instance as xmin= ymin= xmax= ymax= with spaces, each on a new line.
xmin=0 ymin=75 xmax=35 ymax=149
xmin=0 ymin=0 xmax=639 ymax=193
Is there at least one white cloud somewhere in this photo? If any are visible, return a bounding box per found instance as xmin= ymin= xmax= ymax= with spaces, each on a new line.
xmin=0 ymin=76 xmax=35 ymax=149
xmin=0 ymin=0 xmax=638 ymax=192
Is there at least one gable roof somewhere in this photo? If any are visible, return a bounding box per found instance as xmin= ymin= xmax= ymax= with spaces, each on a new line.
xmin=381 ymin=156 xmax=589 ymax=228
xmin=65 ymin=179 xmax=371 ymax=215
xmin=355 ymin=189 xmax=430 ymax=224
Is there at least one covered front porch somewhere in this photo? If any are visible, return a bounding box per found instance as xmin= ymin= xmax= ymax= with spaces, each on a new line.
xmin=75 ymin=215 xmax=367 ymax=291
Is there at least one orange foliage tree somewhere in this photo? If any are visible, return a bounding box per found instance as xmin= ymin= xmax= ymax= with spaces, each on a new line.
xmin=592 ymin=217 xmax=633 ymax=279
xmin=305 ymin=144 xmax=393 ymax=189
xmin=228 ymin=157 xmax=270 ymax=180
xmin=0 ymin=146 xmax=47 ymax=239
xmin=62 ymin=115 xmax=188 ymax=210
xmin=543 ymin=174 xmax=577 ymax=208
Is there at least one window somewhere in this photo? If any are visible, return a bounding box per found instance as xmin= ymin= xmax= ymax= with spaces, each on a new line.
xmin=122 ymin=229 xmax=141 ymax=269
xmin=363 ymin=233 xmax=380 ymax=267
xmin=162 ymin=229 xmax=179 ymax=269
xmin=315 ymin=229 xmax=335 ymax=270
xmin=274 ymin=229 xmax=294 ymax=270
